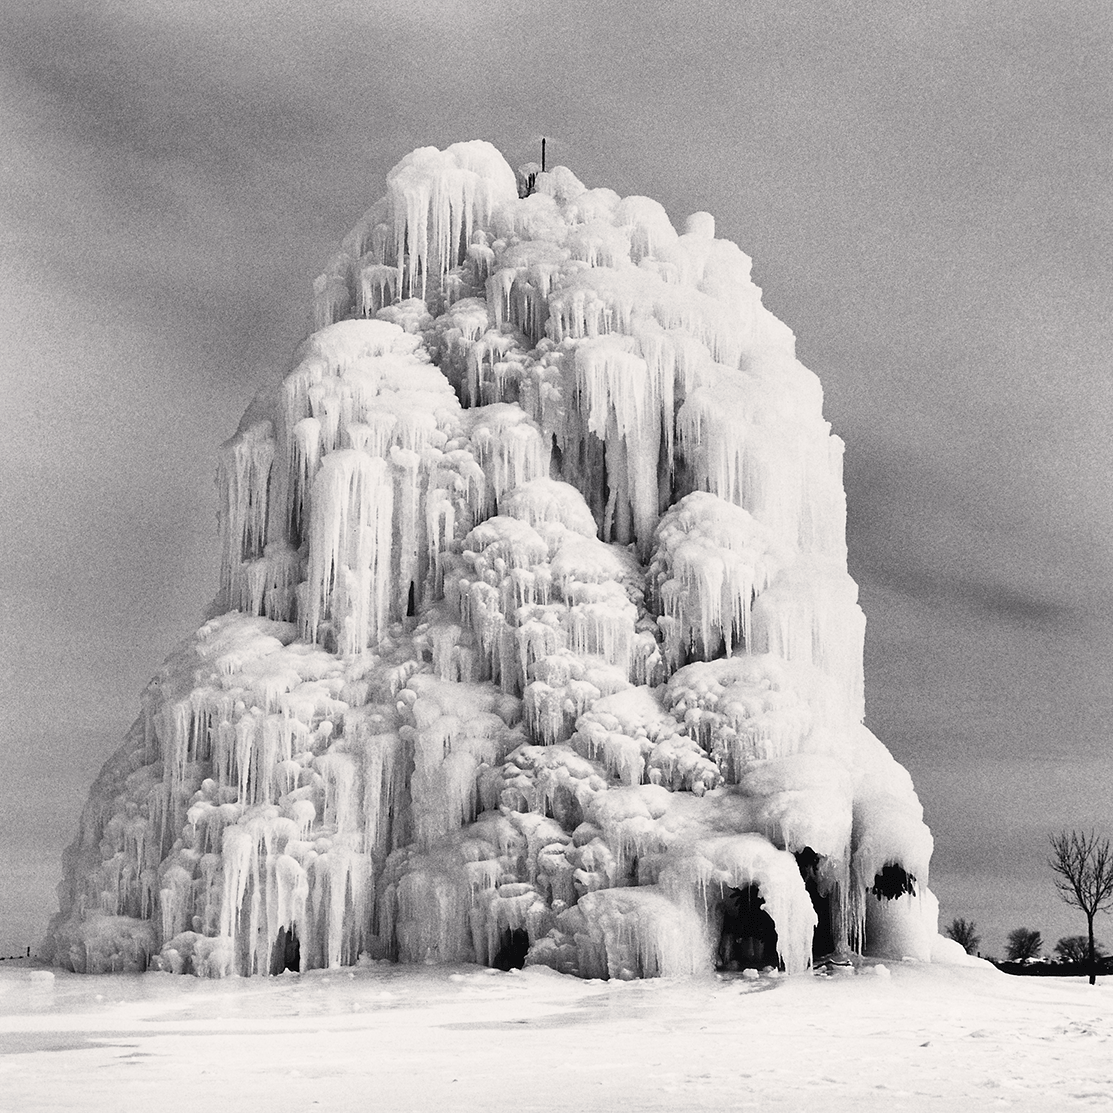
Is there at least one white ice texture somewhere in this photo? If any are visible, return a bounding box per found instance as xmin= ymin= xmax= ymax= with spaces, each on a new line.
xmin=46 ymin=141 xmax=939 ymax=980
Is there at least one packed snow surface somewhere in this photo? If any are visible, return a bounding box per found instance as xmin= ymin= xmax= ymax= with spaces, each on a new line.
xmin=46 ymin=140 xmax=941 ymax=980
xmin=2 ymin=962 xmax=1112 ymax=1113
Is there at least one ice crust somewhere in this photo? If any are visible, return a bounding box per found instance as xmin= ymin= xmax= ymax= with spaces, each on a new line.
xmin=46 ymin=141 xmax=936 ymax=980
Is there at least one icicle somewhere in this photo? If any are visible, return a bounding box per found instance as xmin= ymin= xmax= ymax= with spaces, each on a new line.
xmin=466 ymin=405 xmax=550 ymax=513
xmin=305 ymin=450 xmax=395 ymax=656
xmin=216 ymin=422 xmax=276 ymax=613
xmin=388 ymin=142 xmax=518 ymax=303
xmin=648 ymin=491 xmax=790 ymax=672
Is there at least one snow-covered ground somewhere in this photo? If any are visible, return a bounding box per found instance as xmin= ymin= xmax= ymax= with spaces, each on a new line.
xmin=1 ymin=960 xmax=1110 ymax=1112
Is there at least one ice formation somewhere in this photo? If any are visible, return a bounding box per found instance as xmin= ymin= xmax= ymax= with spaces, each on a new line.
xmin=46 ymin=141 xmax=940 ymax=980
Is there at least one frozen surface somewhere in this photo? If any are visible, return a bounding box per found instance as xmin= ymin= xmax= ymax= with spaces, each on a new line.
xmin=2 ymin=961 xmax=1112 ymax=1112
xmin=46 ymin=140 xmax=940 ymax=979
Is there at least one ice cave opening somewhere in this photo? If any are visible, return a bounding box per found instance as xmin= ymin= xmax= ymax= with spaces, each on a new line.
xmin=492 ymin=928 xmax=531 ymax=971
xmin=715 ymin=884 xmax=779 ymax=972
xmin=795 ymin=848 xmax=836 ymax=961
xmin=43 ymin=139 xmax=950 ymax=981
xmin=871 ymin=863 xmax=917 ymax=901
xmin=272 ymin=926 xmax=300 ymax=975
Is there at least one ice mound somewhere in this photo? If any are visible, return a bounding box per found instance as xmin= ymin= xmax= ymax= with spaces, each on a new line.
xmin=45 ymin=140 xmax=937 ymax=979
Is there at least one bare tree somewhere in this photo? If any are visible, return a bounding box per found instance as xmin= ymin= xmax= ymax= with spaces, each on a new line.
xmin=1006 ymin=927 xmax=1043 ymax=962
xmin=944 ymin=917 xmax=980 ymax=955
xmin=1055 ymin=935 xmax=1108 ymax=965
xmin=1049 ymin=829 xmax=1113 ymax=985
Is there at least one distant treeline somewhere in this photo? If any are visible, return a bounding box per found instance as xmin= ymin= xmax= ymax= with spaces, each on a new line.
xmin=994 ymin=957 xmax=1113 ymax=977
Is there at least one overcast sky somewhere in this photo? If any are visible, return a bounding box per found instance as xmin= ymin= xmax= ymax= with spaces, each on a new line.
xmin=2 ymin=0 xmax=1111 ymax=960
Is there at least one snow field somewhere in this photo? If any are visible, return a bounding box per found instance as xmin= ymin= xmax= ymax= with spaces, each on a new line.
xmin=1 ymin=962 xmax=1112 ymax=1112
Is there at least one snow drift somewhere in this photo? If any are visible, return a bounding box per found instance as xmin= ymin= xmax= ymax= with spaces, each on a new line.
xmin=45 ymin=141 xmax=938 ymax=979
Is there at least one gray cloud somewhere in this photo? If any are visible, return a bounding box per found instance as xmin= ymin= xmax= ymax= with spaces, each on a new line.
xmin=861 ymin=561 xmax=1077 ymax=632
